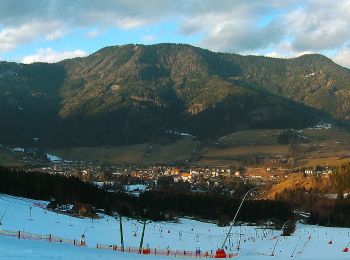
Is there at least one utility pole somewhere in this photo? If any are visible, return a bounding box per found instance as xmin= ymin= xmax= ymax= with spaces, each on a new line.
xmin=237 ymin=224 xmax=243 ymax=251
xmin=0 ymin=203 xmax=10 ymax=225
xmin=119 ymin=216 xmax=124 ymax=251
xmin=271 ymin=237 xmax=279 ymax=256
xmin=237 ymin=232 xmax=243 ymax=251
xmin=29 ymin=206 xmax=33 ymax=220
xmin=139 ymin=220 xmax=147 ymax=253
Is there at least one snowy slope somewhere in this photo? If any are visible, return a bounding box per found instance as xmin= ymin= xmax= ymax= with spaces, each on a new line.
xmin=1 ymin=194 xmax=350 ymax=259
xmin=0 ymin=235 xmax=172 ymax=260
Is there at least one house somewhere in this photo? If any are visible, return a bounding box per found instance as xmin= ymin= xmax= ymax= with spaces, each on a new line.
xmin=47 ymin=200 xmax=59 ymax=210
xmin=71 ymin=203 xmax=95 ymax=217
xmin=173 ymin=175 xmax=180 ymax=182
xmin=171 ymin=168 xmax=180 ymax=175
xmin=180 ymin=172 xmax=192 ymax=182
xmin=304 ymin=169 xmax=313 ymax=175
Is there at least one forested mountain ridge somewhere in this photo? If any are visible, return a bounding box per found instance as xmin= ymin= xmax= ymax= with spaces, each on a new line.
xmin=1 ymin=43 xmax=349 ymax=147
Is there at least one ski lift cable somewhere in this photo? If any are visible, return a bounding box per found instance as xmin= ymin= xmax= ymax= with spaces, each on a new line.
xmin=0 ymin=203 xmax=11 ymax=223
xmin=0 ymin=197 xmax=30 ymax=206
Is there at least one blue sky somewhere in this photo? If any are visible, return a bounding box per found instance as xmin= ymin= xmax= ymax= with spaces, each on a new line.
xmin=0 ymin=0 xmax=349 ymax=68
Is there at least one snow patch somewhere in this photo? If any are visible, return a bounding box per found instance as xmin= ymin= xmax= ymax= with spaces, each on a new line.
xmin=305 ymin=72 xmax=315 ymax=78
xmin=11 ymin=147 xmax=24 ymax=152
xmin=46 ymin=154 xmax=62 ymax=163
xmin=309 ymin=122 xmax=333 ymax=129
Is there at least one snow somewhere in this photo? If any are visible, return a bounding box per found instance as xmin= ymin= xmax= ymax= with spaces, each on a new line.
xmin=1 ymin=194 xmax=350 ymax=259
xmin=309 ymin=122 xmax=333 ymax=129
xmin=124 ymin=184 xmax=148 ymax=196
xmin=11 ymin=147 xmax=24 ymax=152
xmin=46 ymin=154 xmax=62 ymax=163
xmin=94 ymin=181 xmax=114 ymax=188
xmin=0 ymin=236 xmax=170 ymax=260
xmin=305 ymin=72 xmax=315 ymax=78
xmin=165 ymin=130 xmax=195 ymax=138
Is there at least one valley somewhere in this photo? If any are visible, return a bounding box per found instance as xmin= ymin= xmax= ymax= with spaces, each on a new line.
xmin=1 ymin=1 xmax=350 ymax=259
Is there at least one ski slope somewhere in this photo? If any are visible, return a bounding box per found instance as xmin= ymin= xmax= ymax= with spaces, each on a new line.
xmin=1 ymin=193 xmax=350 ymax=259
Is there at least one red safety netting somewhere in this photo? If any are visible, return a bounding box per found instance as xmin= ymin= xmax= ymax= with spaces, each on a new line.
xmin=1 ymin=229 xmax=238 ymax=258
xmin=96 ymin=243 xmax=238 ymax=258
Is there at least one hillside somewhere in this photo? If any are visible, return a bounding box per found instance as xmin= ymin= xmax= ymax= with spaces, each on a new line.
xmin=2 ymin=194 xmax=350 ymax=260
xmin=1 ymin=44 xmax=350 ymax=147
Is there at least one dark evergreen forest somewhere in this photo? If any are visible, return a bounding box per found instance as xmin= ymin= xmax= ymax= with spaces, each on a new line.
xmin=0 ymin=166 xmax=291 ymax=224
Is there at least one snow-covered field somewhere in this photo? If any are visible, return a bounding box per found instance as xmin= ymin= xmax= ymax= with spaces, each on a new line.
xmin=1 ymin=193 xmax=350 ymax=259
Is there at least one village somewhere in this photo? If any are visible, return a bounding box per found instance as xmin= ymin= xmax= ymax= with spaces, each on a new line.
xmin=30 ymin=157 xmax=335 ymax=199
xmin=1 ymin=143 xmax=337 ymax=200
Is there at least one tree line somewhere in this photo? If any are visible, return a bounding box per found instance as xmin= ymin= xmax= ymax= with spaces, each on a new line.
xmin=276 ymin=162 xmax=350 ymax=227
xmin=0 ymin=166 xmax=291 ymax=224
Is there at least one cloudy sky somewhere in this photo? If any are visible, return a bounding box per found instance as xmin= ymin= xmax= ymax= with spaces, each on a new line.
xmin=0 ymin=0 xmax=349 ymax=68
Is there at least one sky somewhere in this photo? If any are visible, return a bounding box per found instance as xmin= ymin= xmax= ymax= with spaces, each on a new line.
xmin=0 ymin=0 xmax=349 ymax=68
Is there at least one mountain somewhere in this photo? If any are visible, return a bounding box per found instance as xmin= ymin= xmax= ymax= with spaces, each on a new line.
xmin=1 ymin=43 xmax=350 ymax=147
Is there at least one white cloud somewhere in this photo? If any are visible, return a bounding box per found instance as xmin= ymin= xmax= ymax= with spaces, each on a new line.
xmin=21 ymin=48 xmax=86 ymax=64
xmin=285 ymin=1 xmax=350 ymax=51
xmin=142 ymin=34 xmax=156 ymax=43
xmin=180 ymin=2 xmax=285 ymax=53
xmin=333 ymin=48 xmax=350 ymax=68
xmin=85 ymin=28 xmax=106 ymax=38
xmin=46 ymin=28 xmax=67 ymax=41
xmin=0 ymin=20 xmax=66 ymax=51
xmin=0 ymin=0 xmax=350 ymax=62
xmin=264 ymin=42 xmax=314 ymax=58
xmin=116 ymin=18 xmax=146 ymax=29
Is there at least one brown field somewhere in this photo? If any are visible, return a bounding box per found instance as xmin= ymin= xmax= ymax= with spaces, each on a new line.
xmin=49 ymin=143 xmax=149 ymax=164
xmin=217 ymin=129 xmax=282 ymax=146
xmin=143 ymin=139 xmax=198 ymax=164
xmin=302 ymin=128 xmax=350 ymax=142
xmin=197 ymin=127 xmax=350 ymax=167
xmin=0 ymin=148 xmax=22 ymax=166
xmin=195 ymin=158 xmax=242 ymax=167
xmin=49 ymin=138 xmax=198 ymax=164
xmin=294 ymin=128 xmax=350 ymax=167
xmin=47 ymin=128 xmax=350 ymax=167
xmin=202 ymin=145 xmax=290 ymax=157
xmin=245 ymin=167 xmax=274 ymax=178
xmin=196 ymin=144 xmax=290 ymax=167
xmin=296 ymin=157 xmax=350 ymax=167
